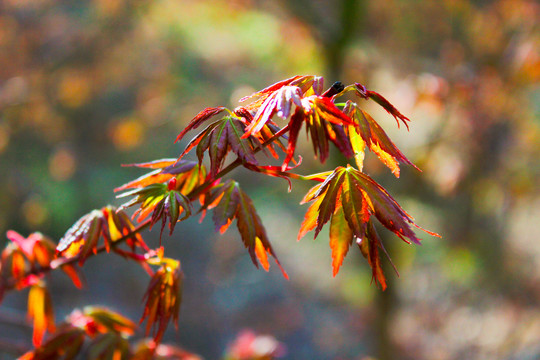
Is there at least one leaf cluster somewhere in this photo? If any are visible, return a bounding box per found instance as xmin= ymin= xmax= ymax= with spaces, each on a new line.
xmin=0 ymin=75 xmax=440 ymax=358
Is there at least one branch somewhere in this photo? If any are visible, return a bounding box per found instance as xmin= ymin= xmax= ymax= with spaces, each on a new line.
xmin=1 ymin=220 xmax=152 ymax=292
xmin=1 ymin=117 xmax=320 ymax=294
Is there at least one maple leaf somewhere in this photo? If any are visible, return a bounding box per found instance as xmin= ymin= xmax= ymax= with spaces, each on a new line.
xmin=298 ymin=165 xmax=440 ymax=280
xmin=358 ymin=220 xmax=391 ymax=290
xmin=56 ymin=206 xmax=145 ymax=264
xmin=20 ymin=307 xmax=137 ymax=360
xmin=115 ymin=161 xmax=208 ymax=240
xmin=201 ymin=180 xmax=288 ymax=279
xmin=0 ymin=231 xmax=82 ymax=291
xmin=140 ymin=258 xmax=182 ymax=343
xmin=27 ymin=282 xmax=55 ymax=346
xmin=354 ymin=83 xmax=411 ymax=130
xmin=19 ymin=326 xmax=86 ymax=360
xmin=174 ymin=106 xmax=226 ymax=144
xmin=87 ymin=333 xmax=130 ymax=360
xmin=236 ymin=76 xmax=355 ymax=171
xmin=282 ymin=95 xmax=355 ymax=170
xmin=114 ymin=159 xmax=197 ymax=192
xmin=177 ymin=116 xmax=260 ymax=177
xmin=117 ymin=182 xmax=192 ymax=241
xmin=239 ymin=75 xmax=319 ymax=104
xmin=343 ymin=101 xmax=419 ymax=177
xmin=78 ymin=306 xmax=137 ymax=336
xmin=242 ymin=85 xmax=303 ymax=138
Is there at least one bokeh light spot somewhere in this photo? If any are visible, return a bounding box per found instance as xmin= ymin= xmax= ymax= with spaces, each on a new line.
xmin=22 ymin=195 xmax=49 ymax=227
xmin=49 ymin=146 xmax=77 ymax=181
xmin=109 ymin=118 xmax=145 ymax=151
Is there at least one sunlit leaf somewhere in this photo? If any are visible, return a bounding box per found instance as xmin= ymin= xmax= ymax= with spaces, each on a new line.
xmin=140 ymin=259 xmax=182 ymax=343
xmin=239 ymin=75 xmax=312 ymax=103
xmin=178 ymin=117 xmax=259 ymax=177
xmin=28 ymin=283 xmax=55 ymax=346
xmin=329 ymin=205 xmax=354 ymax=277
xmin=242 ymin=85 xmax=303 ymax=138
xmin=343 ymin=101 xmax=418 ymax=177
xmin=358 ymin=220 xmax=388 ymax=290
xmin=299 ymin=165 xmax=439 ymax=281
xmin=56 ymin=206 xmax=145 ymax=264
xmin=282 ymin=95 xmax=355 ymax=170
xmin=201 ymin=180 xmax=288 ymax=279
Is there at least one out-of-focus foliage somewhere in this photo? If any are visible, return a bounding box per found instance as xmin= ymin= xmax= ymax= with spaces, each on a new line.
xmin=19 ymin=306 xmax=203 ymax=360
xmin=0 ymin=0 xmax=538 ymax=359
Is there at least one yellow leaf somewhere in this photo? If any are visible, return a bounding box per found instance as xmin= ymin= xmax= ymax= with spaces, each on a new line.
xmin=28 ymin=284 xmax=55 ymax=346
xmin=254 ymin=237 xmax=270 ymax=271
xmin=347 ymin=124 xmax=366 ymax=171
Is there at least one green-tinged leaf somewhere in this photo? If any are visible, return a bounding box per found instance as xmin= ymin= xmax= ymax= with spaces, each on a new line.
xmin=315 ymin=170 xmax=345 ymax=237
xmin=211 ymin=181 xmax=238 ymax=234
xmin=311 ymin=96 xmax=355 ymax=127
xmin=209 ymin=119 xmax=229 ymax=176
xmin=174 ymin=192 xmax=192 ymax=222
xmin=181 ymin=117 xmax=259 ymax=177
xmin=176 ymin=164 xmax=206 ymax=195
xmin=167 ymin=192 xmax=179 ymax=232
xmin=227 ymin=118 xmax=258 ymax=165
xmin=299 ymin=165 xmax=438 ymax=283
xmin=329 ymin=205 xmax=354 ymax=277
xmin=117 ymin=182 xmax=191 ymax=240
xmin=178 ymin=120 xmax=222 ymax=162
xmin=84 ymin=307 xmax=136 ymax=335
xmin=341 ymin=172 xmax=369 ymax=239
xmin=235 ymin=189 xmax=260 ymax=263
xmin=348 ymin=123 xmax=366 ymax=171
xmin=344 ymin=101 xmax=419 ymax=177
xmin=115 ymin=161 xmax=205 ymax=233
xmin=88 ymin=333 xmax=130 ymax=360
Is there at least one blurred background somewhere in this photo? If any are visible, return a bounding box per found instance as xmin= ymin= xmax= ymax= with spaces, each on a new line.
xmin=0 ymin=0 xmax=538 ymax=359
